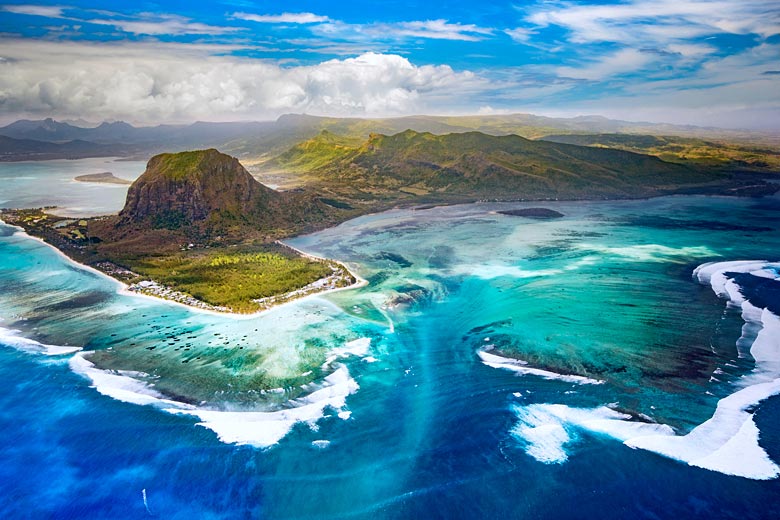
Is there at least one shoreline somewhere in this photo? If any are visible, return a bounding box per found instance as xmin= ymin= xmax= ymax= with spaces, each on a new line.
xmin=1 ymin=218 xmax=368 ymax=320
xmin=1 ymin=187 xmax=775 ymax=319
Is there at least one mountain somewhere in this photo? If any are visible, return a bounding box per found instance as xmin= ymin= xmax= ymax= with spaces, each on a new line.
xmin=0 ymin=118 xmax=273 ymax=149
xmin=94 ymin=149 xmax=347 ymax=251
xmin=0 ymin=118 xmax=87 ymax=141
xmin=118 ymin=149 xmax=280 ymax=233
xmin=273 ymin=130 xmax=754 ymax=203
xmin=2 ymin=113 xmax=777 ymax=164
xmin=539 ymin=133 xmax=780 ymax=170
xmin=0 ymin=135 xmax=127 ymax=161
xmin=273 ymin=130 xmax=364 ymax=172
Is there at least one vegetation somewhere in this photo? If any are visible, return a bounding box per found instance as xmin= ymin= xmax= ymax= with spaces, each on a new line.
xmin=0 ymin=209 xmax=349 ymax=314
xmin=129 ymin=250 xmax=334 ymax=313
xmin=274 ymin=129 xmax=775 ymax=204
xmin=539 ymin=133 xmax=780 ymax=171
xmin=3 ymin=114 xmax=778 ymax=165
xmin=114 ymin=148 xmax=353 ymax=243
xmin=234 ymin=113 xmax=780 ymax=164
xmin=274 ymin=130 xmax=362 ymax=172
xmin=150 ymin=149 xmax=224 ymax=180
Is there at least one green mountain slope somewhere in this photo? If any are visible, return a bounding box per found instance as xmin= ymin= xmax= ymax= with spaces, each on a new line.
xmin=539 ymin=133 xmax=780 ymax=170
xmin=276 ymin=130 xmax=752 ymax=203
xmin=273 ymin=130 xmax=363 ymax=172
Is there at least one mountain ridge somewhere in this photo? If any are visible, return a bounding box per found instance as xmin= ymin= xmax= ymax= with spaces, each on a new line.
xmin=274 ymin=129 xmax=761 ymax=203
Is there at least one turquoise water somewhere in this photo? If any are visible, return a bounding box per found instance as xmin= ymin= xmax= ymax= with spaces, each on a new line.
xmin=1 ymin=159 xmax=779 ymax=517
xmin=0 ymin=157 xmax=145 ymax=216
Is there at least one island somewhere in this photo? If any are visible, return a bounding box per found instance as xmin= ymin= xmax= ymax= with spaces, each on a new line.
xmin=74 ymin=172 xmax=133 ymax=185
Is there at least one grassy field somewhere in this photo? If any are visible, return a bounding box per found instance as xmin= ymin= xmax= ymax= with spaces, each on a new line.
xmin=0 ymin=209 xmax=344 ymax=314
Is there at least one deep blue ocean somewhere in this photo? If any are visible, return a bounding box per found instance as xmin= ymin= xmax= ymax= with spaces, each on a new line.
xmin=1 ymin=159 xmax=779 ymax=518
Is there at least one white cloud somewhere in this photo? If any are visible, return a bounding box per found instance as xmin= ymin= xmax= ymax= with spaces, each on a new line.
xmin=389 ymin=19 xmax=493 ymax=41
xmin=2 ymin=6 xmax=241 ymax=36
xmin=666 ymin=43 xmax=717 ymax=58
xmin=505 ymin=27 xmax=534 ymax=43
xmin=231 ymin=13 xmax=492 ymax=41
xmin=311 ymin=19 xmax=494 ymax=42
xmin=550 ymin=44 xmax=780 ymax=130
xmin=232 ymin=12 xmax=330 ymax=24
xmin=85 ymin=14 xmax=242 ymax=35
xmin=2 ymin=4 xmax=64 ymax=17
xmin=0 ymin=39 xmax=487 ymax=123
xmin=525 ymin=0 xmax=780 ymax=44
xmin=556 ymin=48 xmax=656 ymax=80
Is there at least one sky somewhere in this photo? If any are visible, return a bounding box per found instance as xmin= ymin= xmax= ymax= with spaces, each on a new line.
xmin=0 ymin=1 xmax=778 ymax=130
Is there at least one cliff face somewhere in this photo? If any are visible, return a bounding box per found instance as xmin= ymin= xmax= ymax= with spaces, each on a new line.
xmin=120 ymin=149 xmax=276 ymax=227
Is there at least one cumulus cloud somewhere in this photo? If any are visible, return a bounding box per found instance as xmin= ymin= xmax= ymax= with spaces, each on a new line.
xmin=0 ymin=39 xmax=486 ymax=123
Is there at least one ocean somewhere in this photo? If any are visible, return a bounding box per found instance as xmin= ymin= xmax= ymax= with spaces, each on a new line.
xmin=0 ymin=159 xmax=778 ymax=518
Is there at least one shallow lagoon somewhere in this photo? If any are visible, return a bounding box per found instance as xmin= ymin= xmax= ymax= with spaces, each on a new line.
xmin=1 ymin=162 xmax=779 ymax=517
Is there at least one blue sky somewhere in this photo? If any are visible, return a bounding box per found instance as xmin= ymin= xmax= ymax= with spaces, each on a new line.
xmin=0 ymin=1 xmax=778 ymax=129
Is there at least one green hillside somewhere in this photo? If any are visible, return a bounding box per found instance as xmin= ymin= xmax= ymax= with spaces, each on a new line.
xmin=539 ymin=133 xmax=780 ymax=170
xmin=275 ymin=130 xmax=755 ymax=203
xmin=273 ymin=130 xmax=363 ymax=172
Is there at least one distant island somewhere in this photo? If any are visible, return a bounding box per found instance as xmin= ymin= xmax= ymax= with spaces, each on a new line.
xmin=3 ymin=130 xmax=778 ymax=313
xmin=74 ymin=172 xmax=132 ymax=185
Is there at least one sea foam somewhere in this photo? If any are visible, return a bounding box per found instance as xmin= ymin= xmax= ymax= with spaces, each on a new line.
xmin=69 ymin=350 xmax=359 ymax=448
xmin=69 ymin=352 xmax=190 ymax=408
xmin=0 ymin=326 xmax=82 ymax=356
xmin=512 ymin=404 xmax=674 ymax=464
xmin=325 ymin=337 xmax=372 ymax=364
xmin=512 ymin=260 xmax=780 ymax=480
xmin=167 ymin=366 xmax=358 ymax=448
xmin=478 ymin=350 xmax=603 ymax=385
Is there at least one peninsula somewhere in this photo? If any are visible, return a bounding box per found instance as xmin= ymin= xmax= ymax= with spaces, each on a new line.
xmin=3 ymin=149 xmax=358 ymax=314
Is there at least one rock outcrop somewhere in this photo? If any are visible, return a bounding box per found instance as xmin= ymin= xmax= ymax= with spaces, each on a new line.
xmin=106 ymin=149 xmax=345 ymax=246
xmin=120 ymin=149 xmax=276 ymax=227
